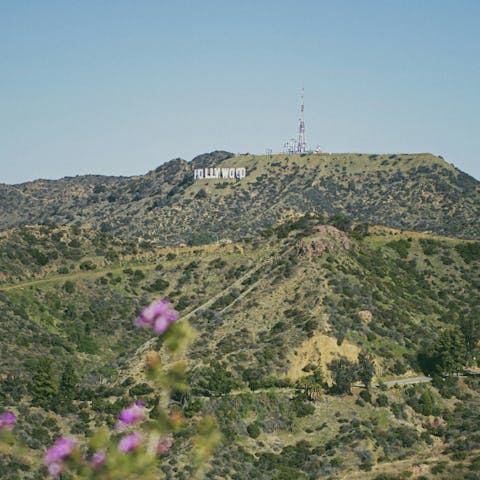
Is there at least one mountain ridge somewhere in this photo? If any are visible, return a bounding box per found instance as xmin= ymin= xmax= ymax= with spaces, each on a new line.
xmin=0 ymin=151 xmax=478 ymax=244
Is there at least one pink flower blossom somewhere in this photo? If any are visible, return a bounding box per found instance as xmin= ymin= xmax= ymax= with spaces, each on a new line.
xmin=166 ymin=309 xmax=179 ymax=323
xmin=45 ymin=437 xmax=76 ymax=465
xmin=0 ymin=412 xmax=16 ymax=431
xmin=118 ymin=432 xmax=142 ymax=452
xmin=48 ymin=463 xmax=63 ymax=477
xmin=154 ymin=315 xmax=169 ymax=334
xmin=135 ymin=299 xmax=179 ymax=335
xmin=118 ymin=401 xmax=146 ymax=425
xmin=91 ymin=450 xmax=106 ymax=467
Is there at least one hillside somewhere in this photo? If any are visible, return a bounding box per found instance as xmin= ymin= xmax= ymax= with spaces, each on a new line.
xmin=0 ymin=151 xmax=478 ymax=243
xmin=1 ymin=218 xmax=480 ymax=479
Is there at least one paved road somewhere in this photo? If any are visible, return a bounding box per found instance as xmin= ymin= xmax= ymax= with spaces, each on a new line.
xmin=373 ymin=376 xmax=432 ymax=387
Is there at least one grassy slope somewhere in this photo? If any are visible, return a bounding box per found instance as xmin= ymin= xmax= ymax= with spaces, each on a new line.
xmin=1 ymin=220 xmax=480 ymax=479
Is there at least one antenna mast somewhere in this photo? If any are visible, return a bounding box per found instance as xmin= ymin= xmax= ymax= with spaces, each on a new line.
xmin=296 ymin=86 xmax=307 ymax=153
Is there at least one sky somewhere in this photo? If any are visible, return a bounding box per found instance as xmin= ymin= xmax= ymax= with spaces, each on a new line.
xmin=1 ymin=0 xmax=479 ymax=184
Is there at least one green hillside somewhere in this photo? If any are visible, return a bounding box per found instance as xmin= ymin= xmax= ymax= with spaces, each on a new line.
xmin=0 ymin=151 xmax=478 ymax=243
xmin=1 ymin=218 xmax=479 ymax=479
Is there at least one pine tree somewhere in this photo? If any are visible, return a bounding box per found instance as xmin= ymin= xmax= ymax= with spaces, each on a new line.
xmin=30 ymin=358 xmax=58 ymax=409
xmin=437 ymin=327 xmax=467 ymax=375
xmin=59 ymin=361 xmax=78 ymax=404
xmin=460 ymin=316 xmax=480 ymax=360
xmin=358 ymin=351 xmax=375 ymax=390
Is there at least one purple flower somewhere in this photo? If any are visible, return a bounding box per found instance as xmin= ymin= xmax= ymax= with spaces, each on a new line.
xmin=45 ymin=437 xmax=76 ymax=465
xmin=48 ymin=463 xmax=63 ymax=477
xmin=135 ymin=299 xmax=179 ymax=335
xmin=154 ymin=315 xmax=169 ymax=334
xmin=118 ymin=401 xmax=146 ymax=425
xmin=166 ymin=309 xmax=179 ymax=323
xmin=118 ymin=432 xmax=142 ymax=452
xmin=91 ymin=450 xmax=106 ymax=467
xmin=0 ymin=412 xmax=16 ymax=431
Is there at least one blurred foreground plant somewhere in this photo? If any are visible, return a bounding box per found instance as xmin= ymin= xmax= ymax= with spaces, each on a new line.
xmin=0 ymin=299 xmax=221 ymax=479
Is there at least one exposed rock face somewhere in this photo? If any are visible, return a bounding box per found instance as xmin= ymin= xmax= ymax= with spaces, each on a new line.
xmin=297 ymin=225 xmax=352 ymax=257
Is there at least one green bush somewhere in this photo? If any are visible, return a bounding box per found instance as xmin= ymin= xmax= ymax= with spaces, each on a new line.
xmin=386 ymin=239 xmax=411 ymax=259
xmin=376 ymin=394 xmax=388 ymax=407
xmin=80 ymin=260 xmax=96 ymax=271
xmin=247 ymin=422 xmax=261 ymax=439
xmin=147 ymin=278 xmax=170 ymax=292
xmin=291 ymin=395 xmax=315 ymax=417
xmin=64 ymin=281 xmax=75 ymax=293
xmin=455 ymin=242 xmax=480 ymax=264
xmin=129 ymin=383 xmax=154 ymax=396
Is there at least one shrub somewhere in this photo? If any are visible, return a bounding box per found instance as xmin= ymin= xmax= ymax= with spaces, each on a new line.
xmin=291 ymin=396 xmax=315 ymax=417
xmin=247 ymin=422 xmax=261 ymax=439
xmin=455 ymin=242 xmax=480 ymax=264
xmin=147 ymin=278 xmax=170 ymax=292
xmin=80 ymin=261 xmax=96 ymax=271
xmin=376 ymin=394 xmax=388 ymax=407
xmin=64 ymin=281 xmax=75 ymax=293
xmin=129 ymin=383 xmax=154 ymax=397
xmin=386 ymin=239 xmax=411 ymax=258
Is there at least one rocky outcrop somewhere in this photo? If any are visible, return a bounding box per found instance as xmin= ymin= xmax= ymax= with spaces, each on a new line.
xmin=297 ymin=225 xmax=352 ymax=257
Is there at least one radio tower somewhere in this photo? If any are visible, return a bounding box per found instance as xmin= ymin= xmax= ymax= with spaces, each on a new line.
xmin=296 ymin=87 xmax=307 ymax=153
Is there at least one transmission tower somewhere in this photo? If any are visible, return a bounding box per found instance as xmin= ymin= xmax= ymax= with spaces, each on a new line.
xmin=296 ymin=87 xmax=307 ymax=153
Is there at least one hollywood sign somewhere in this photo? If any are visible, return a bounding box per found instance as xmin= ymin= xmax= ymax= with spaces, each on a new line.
xmin=194 ymin=167 xmax=246 ymax=180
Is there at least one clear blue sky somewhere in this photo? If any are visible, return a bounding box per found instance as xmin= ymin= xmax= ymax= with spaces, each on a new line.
xmin=1 ymin=0 xmax=479 ymax=184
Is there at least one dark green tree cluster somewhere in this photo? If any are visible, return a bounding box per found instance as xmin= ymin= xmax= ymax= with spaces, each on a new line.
xmin=328 ymin=350 xmax=376 ymax=395
xmin=196 ymin=361 xmax=241 ymax=396
xmin=418 ymin=327 xmax=467 ymax=376
xmin=328 ymin=358 xmax=358 ymax=394
xmin=30 ymin=359 xmax=57 ymax=409
xmin=30 ymin=359 xmax=77 ymax=411
xmin=459 ymin=316 xmax=480 ymax=360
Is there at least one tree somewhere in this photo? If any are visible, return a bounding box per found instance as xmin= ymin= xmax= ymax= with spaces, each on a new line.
xmin=30 ymin=358 xmax=58 ymax=409
xmin=460 ymin=316 xmax=480 ymax=360
xmin=198 ymin=361 xmax=240 ymax=396
xmin=328 ymin=357 xmax=358 ymax=395
xmin=247 ymin=422 xmax=261 ymax=438
xmin=63 ymin=280 xmax=75 ymax=293
xmin=418 ymin=327 xmax=467 ymax=376
xmin=298 ymin=375 xmax=322 ymax=401
xmin=58 ymin=361 xmax=78 ymax=407
xmin=352 ymin=223 xmax=369 ymax=239
xmin=358 ymin=351 xmax=375 ymax=389
xmin=420 ymin=390 xmax=434 ymax=416
xmin=328 ymin=213 xmax=352 ymax=232
xmin=436 ymin=327 xmax=467 ymax=375
xmin=298 ymin=363 xmax=324 ymax=400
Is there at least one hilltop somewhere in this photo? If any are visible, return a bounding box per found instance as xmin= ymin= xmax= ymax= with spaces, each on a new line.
xmin=0 ymin=151 xmax=478 ymax=243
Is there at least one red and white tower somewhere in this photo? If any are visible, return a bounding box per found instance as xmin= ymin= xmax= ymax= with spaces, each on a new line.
xmin=296 ymin=87 xmax=307 ymax=153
